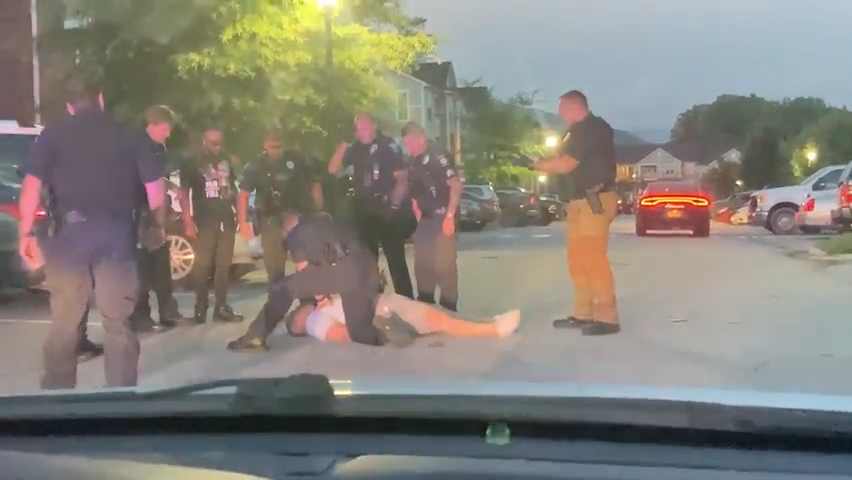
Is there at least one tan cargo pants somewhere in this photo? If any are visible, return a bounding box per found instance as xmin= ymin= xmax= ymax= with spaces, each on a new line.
xmin=564 ymin=191 xmax=619 ymax=324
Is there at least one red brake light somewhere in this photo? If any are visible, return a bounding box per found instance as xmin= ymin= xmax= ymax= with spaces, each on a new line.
xmin=841 ymin=184 xmax=852 ymax=207
xmin=803 ymin=197 xmax=815 ymax=212
xmin=35 ymin=207 xmax=46 ymax=218
xmin=639 ymin=195 xmax=709 ymax=207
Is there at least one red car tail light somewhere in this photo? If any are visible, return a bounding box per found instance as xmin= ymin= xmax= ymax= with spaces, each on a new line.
xmin=803 ymin=197 xmax=815 ymax=212
xmin=638 ymin=195 xmax=710 ymax=208
xmin=840 ymin=183 xmax=852 ymax=208
xmin=35 ymin=206 xmax=46 ymax=218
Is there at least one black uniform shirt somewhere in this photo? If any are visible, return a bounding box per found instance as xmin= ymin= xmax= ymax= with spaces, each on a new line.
xmin=241 ymin=150 xmax=318 ymax=219
xmin=179 ymin=152 xmax=238 ymax=224
xmin=25 ymin=109 xmax=162 ymax=217
xmin=343 ymin=133 xmax=405 ymax=201
xmin=557 ymin=113 xmax=617 ymax=201
xmin=408 ymin=145 xmax=458 ymax=216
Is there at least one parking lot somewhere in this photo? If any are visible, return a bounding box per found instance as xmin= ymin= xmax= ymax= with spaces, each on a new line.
xmin=1 ymin=216 xmax=851 ymax=395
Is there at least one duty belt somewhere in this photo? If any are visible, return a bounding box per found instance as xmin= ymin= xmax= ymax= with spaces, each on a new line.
xmin=59 ymin=210 xmax=133 ymax=225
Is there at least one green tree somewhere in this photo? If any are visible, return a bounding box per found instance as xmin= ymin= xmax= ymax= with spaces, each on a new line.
xmin=460 ymin=85 xmax=546 ymax=185
xmin=740 ymin=126 xmax=789 ymax=188
xmin=701 ymin=161 xmax=740 ymax=199
xmin=788 ymin=111 xmax=852 ymax=179
xmin=42 ymin=0 xmax=433 ymax=158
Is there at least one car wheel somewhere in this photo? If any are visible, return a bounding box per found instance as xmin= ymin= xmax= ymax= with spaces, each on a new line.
xmin=168 ymin=234 xmax=195 ymax=283
xmin=768 ymin=207 xmax=798 ymax=235
xmin=692 ymin=221 xmax=710 ymax=237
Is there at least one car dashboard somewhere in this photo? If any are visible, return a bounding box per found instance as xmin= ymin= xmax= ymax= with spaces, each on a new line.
xmin=3 ymin=418 xmax=852 ymax=480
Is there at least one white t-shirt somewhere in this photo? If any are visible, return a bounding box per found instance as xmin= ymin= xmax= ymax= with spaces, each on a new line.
xmin=305 ymin=295 xmax=346 ymax=340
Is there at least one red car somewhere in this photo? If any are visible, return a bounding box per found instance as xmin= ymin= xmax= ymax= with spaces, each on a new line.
xmin=635 ymin=181 xmax=711 ymax=237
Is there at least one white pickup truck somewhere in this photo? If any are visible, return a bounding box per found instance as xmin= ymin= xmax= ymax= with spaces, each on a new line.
xmin=748 ymin=165 xmax=845 ymax=235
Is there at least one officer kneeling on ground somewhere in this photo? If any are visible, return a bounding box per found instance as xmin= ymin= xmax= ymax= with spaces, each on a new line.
xmin=227 ymin=212 xmax=396 ymax=351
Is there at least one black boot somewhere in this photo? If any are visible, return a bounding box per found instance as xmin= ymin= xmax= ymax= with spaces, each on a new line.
xmin=552 ymin=316 xmax=593 ymax=329
xmin=77 ymin=338 xmax=104 ymax=362
xmin=192 ymin=304 xmax=208 ymax=325
xmin=227 ymin=335 xmax=268 ymax=352
xmin=213 ymin=304 xmax=244 ymax=323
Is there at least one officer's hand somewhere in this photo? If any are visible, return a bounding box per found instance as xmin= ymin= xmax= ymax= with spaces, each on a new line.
xmin=412 ymin=202 xmax=422 ymax=222
xmin=184 ymin=222 xmax=197 ymax=240
xmin=239 ymin=222 xmax=254 ymax=241
xmin=18 ymin=235 xmax=43 ymax=271
xmin=336 ymin=142 xmax=351 ymax=154
xmin=442 ymin=214 xmax=455 ymax=236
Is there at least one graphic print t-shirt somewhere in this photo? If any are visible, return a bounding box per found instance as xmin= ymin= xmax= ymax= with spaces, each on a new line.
xmin=179 ymin=154 xmax=237 ymax=224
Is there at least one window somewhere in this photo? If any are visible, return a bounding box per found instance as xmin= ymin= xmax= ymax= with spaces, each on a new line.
xmin=639 ymin=165 xmax=658 ymax=177
xmin=816 ymin=168 xmax=842 ymax=188
xmin=396 ymin=91 xmax=409 ymax=122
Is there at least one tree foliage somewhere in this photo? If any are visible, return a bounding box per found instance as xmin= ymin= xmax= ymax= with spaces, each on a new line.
xmin=42 ymin=0 xmax=434 ymax=158
xmin=671 ymin=94 xmax=852 ymax=188
xmin=460 ymin=85 xmax=547 ymax=185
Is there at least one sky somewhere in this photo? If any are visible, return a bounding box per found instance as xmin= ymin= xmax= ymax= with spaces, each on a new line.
xmin=403 ymin=0 xmax=852 ymax=132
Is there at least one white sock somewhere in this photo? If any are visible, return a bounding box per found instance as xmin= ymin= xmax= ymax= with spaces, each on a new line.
xmin=493 ymin=309 xmax=521 ymax=338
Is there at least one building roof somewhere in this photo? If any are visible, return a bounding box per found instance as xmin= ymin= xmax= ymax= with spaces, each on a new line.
xmin=412 ymin=62 xmax=455 ymax=89
xmin=616 ymin=139 xmax=738 ymax=165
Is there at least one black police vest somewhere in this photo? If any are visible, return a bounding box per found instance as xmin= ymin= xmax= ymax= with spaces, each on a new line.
xmin=296 ymin=215 xmax=349 ymax=266
xmin=255 ymin=154 xmax=310 ymax=217
xmin=410 ymin=149 xmax=449 ymax=215
xmin=350 ymin=135 xmax=398 ymax=198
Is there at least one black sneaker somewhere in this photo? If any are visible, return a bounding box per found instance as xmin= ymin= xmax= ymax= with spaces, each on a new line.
xmin=131 ymin=314 xmax=160 ymax=333
xmin=374 ymin=314 xmax=418 ymax=348
xmin=158 ymin=311 xmax=189 ymax=329
xmin=581 ymin=322 xmax=621 ymax=336
xmin=213 ymin=305 xmax=244 ymax=323
xmin=77 ymin=339 xmax=103 ymax=362
xmin=192 ymin=306 xmax=208 ymax=325
xmin=227 ymin=335 xmax=268 ymax=352
xmin=552 ymin=316 xmax=593 ymax=329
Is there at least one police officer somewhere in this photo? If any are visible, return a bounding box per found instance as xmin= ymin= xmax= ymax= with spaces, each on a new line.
xmin=177 ymin=126 xmax=243 ymax=324
xmin=327 ymin=113 xmax=414 ymax=298
xmin=17 ymin=70 xmax=167 ymax=389
xmin=238 ymin=130 xmax=323 ymax=280
xmin=532 ymin=90 xmax=620 ymax=336
xmin=131 ymin=105 xmax=187 ymax=331
xmin=401 ymin=122 xmax=462 ymax=311
xmin=227 ymin=212 xmax=387 ymax=351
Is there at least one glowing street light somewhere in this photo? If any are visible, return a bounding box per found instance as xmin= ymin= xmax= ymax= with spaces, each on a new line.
xmin=806 ymin=149 xmax=818 ymax=165
xmin=544 ymin=136 xmax=558 ymax=148
xmin=317 ymin=0 xmax=337 ymax=7
xmin=538 ymin=175 xmax=547 ymax=184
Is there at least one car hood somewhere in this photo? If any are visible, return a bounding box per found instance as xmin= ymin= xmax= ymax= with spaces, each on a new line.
xmin=9 ymin=380 xmax=852 ymax=413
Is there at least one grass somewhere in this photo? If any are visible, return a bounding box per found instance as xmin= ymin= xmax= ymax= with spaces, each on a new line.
xmin=816 ymin=234 xmax=852 ymax=255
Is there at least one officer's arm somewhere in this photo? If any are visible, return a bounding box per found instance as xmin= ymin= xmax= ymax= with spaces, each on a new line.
xmin=387 ymin=141 xmax=408 ymax=208
xmin=177 ymin=163 xmax=194 ymax=227
xmin=18 ymin=130 xmax=54 ymax=237
xmin=534 ymin=140 xmax=580 ymax=174
xmin=439 ymin=156 xmax=462 ymax=217
xmin=135 ymin=133 xmax=167 ymax=225
xmin=237 ymin=162 xmax=257 ymax=227
xmin=328 ymin=143 xmax=351 ymax=175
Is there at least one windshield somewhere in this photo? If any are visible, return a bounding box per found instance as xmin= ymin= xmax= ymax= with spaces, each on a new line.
xmin=4 ymin=1 xmax=852 ymax=425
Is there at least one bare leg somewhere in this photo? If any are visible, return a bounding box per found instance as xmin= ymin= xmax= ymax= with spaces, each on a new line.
xmin=377 ymin=294 xmax=520 ymax=338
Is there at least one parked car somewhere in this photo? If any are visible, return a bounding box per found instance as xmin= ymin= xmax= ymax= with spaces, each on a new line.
xmin=495 ymin=189 xmax=540 ymax=227
xmin=635 ymin=181 xmax=711 ymax=237
xmin=458 ymin=198 xmax=488 ymax=231
xmin=537 ymin=193 xmax=565 ymax=222
xmin=749 ymin=165 xmax=845 ymax=234
xmin=796 ymin=189 xmax=840 ymax=234
xmin=711 ymin=191 xmax=752 ymax=221
xmin=461 ymin=184 xmax=500 ymax=226
xmin=831 ymin=160 xmax=852 ymax=232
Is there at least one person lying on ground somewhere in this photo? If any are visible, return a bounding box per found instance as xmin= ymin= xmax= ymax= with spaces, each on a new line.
xmin=283 ymin=292 xmax=521 ymax=346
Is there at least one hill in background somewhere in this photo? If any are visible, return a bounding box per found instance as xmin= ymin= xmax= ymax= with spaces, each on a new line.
xmin=522 ymin=107 xmax=649 ymax=146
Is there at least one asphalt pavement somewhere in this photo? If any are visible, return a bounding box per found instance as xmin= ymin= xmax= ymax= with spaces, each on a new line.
xmin=2 ymin=217 xmax=852 ymax=395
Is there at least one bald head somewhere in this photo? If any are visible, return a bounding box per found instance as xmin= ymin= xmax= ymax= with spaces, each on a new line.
xmin=558 ymin=90 xmax=590 ymax=124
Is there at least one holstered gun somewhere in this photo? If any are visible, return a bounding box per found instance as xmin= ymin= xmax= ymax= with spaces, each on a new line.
xmin=585 ymin=185 xmax=604 ymax=215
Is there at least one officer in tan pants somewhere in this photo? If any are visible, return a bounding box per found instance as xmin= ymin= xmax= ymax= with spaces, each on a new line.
xmin=533 ymin=90 xmax=620 ymax=336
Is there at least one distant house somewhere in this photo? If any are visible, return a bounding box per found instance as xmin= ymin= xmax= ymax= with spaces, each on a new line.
xmin=385 ymin=61 xmax=465 ymax=163
xmin=615 ymin=141 xmax=742 ymax=183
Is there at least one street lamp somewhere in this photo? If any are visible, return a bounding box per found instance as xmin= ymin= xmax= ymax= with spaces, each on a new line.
xmin=544 ymin=135 xmax=558 ymax=148
xmin=538 ymin=175 xmax=547 ymax=184
xmin=806 ymin=149 xmax=818 ymax=165
xmin=317 ymin=0 xmax=338 ymax=67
